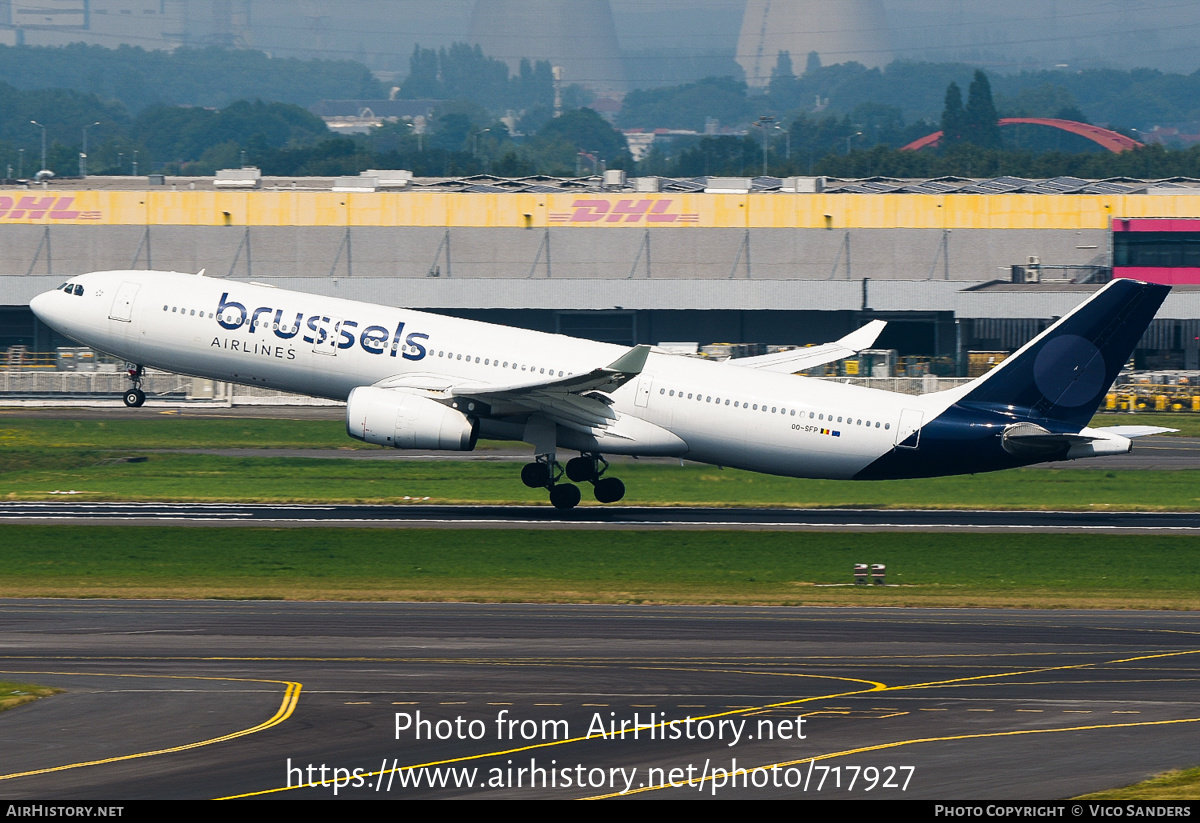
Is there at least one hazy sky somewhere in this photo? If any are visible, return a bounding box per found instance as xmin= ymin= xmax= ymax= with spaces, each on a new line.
xmin=17 ymin=1 xmax=1196 ymax=79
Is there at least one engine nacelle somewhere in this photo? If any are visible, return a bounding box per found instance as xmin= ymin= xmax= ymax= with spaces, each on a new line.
xmin=346 ymin=387 xmax=478 ymax=450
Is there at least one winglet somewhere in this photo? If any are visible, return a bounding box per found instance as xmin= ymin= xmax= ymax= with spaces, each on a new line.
xmin=605 ymin=344 xmax=651 ymax=375
xmin=836 ymin=319 xmax=886 ymax=352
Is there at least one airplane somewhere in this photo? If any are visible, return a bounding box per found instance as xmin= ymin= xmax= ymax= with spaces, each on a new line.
xmin=30 ymin=271 xmax=1172 ymax=510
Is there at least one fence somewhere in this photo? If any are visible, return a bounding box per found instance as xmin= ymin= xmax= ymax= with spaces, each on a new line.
xmin=0 ymin=370 xmax=338 ymax=405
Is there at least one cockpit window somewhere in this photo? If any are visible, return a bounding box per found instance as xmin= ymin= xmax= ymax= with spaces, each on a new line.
xmin=73 ymin=284 xmax=83 ymax=296
xmin=58 ymin=282 xmax=69 ymax=290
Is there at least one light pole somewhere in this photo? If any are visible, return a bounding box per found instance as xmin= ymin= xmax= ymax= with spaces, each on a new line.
xmin=754 ymin=115 xmax=775 ymax=176
xmin=30 ymin=120 xmax=46 ymax=173
xmin=17 ymin=148 xmax=24 ymax=178
xmin=80 ymin=121 xmax=99 ymax=177
xmin=472 ymin=128 xmax=490 ymax=158
xmin=845 ymin=130 xmax=862 ymax=155
xmin=133 ymin=150 xmax=139 ymax=176
xmin=406 ymin=121 xmax=423 ymax=153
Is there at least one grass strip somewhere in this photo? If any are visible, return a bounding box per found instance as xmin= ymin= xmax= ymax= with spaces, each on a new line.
xmin=0 ymin=416 xmax=360 ymax=450
xmin=2 ymin=526 xmax=1199 ymax=609
xmin=0 ymin=412 xmax=1193 ymax=450
xmin=4 ymin=451 xmax=1200 ymax=510
xmin=0 ymin=682 xmax=61 ymax=712
xmin=1075 ymin=766 xmax=1200 ymax=800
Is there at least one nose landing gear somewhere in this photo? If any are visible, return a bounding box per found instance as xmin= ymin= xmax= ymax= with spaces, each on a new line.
xmin=122 ymin=364 xmax=146 ymax=407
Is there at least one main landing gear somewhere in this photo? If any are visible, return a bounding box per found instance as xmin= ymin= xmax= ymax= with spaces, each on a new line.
xmin=122 ymin=364 xmax=146 ymax=408
xmin=521 ymin=452 xmax=626 ymax=510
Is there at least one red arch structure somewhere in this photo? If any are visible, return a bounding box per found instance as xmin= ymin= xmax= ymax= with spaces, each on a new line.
xmin=900 ymin=118 xmax=1143 ymax=153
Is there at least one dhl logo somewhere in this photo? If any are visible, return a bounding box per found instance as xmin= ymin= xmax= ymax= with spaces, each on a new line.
xmin=0 ymin=195 xmax=101 ymax=220
xmin=549 ymin=198 xmax=699 ymax=224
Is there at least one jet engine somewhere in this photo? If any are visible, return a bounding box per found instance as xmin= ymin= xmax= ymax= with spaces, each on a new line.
xmin=346 ymin=387 xmax=478 ymax=450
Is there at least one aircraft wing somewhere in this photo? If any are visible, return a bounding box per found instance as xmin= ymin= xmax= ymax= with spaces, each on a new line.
xmin=733 ymin=320 xmax=887 ymax=373
xmin=407 ymin=345 xmax=652 ymax=435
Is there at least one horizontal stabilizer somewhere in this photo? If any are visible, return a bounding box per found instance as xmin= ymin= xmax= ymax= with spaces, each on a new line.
xmin=1091 ymin=425 xmax=1177 ymax=438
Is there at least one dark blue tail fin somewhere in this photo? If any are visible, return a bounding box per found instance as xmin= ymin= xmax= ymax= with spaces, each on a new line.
xmin=957 ymin=279 xmax=1170 ymax=429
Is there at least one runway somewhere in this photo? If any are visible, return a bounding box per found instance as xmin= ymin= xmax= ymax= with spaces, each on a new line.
xmin=0 ymin=600 xmax=1197 ymax=799
xmin=3 ymin=501 xmax=1200 ymax=533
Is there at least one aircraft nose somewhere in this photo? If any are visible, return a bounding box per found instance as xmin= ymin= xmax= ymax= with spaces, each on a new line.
xmin=29 ymin=289 xmax=64 ymax=328
xmin=29 ymin=290 xmax=52 ymax=320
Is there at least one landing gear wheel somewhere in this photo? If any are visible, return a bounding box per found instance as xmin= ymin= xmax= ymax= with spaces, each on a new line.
xmin=565 ymin=455 xmax=598 ymax=483
xmin=593 ymin=476 xmax=625 ymax=504
xmin=521 ymin=462 xmax=551 ymax=488
xmin=549 ymin=483 xmax=581 ymax=510
xmin=123 ymin=364 xmax=146 ymax=408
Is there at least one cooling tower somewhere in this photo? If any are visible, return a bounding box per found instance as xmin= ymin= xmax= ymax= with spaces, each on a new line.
xmin=468 ymin=0 xmax=626 ymax=93
xmin=737 ymin=0 xmax=893 ymax=87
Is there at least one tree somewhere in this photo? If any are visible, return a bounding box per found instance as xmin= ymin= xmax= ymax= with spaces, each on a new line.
xmin=533 ymin=108 xmax=627 ymax=157
xmin=617 ymin=76 xmax=755 ymax=132
xmin=805 ymin=51 xmax=822 ymax=75
xmin=965 ymin=70 xmax=1001 ymax=149
xmin=768 ymin=50 xmax=800 ymax=108
xmin=941 ymin=81 xmax=965 ymax=148
xmin=402 ymin=46 xmax=441 ymax=99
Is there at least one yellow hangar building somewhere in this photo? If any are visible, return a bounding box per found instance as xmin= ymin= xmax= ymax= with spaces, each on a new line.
xmin=2 ymin=171 xmax=1199 ymax=374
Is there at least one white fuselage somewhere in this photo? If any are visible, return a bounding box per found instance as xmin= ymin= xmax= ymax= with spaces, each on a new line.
xmin=32 ymin=270 xmax=954 ymax=480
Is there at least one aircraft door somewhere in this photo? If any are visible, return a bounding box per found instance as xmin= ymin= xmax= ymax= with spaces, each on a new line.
xmin=311 ymin=316 xmax=343 ymax=356
xmin=895 ymin=408 xmax=923 ymax=449
xmin=108 ymin=282 xmax=140 ymax=322
xmin=634 ymin=375 xmax=653 ymax=408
